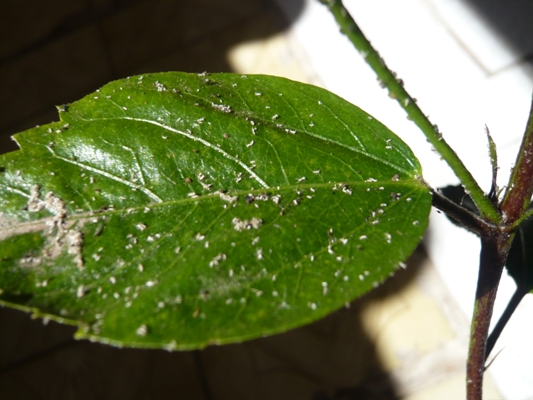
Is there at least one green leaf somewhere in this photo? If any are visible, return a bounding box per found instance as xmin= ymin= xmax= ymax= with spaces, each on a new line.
xmin=0 ymin=72 xmax=431 ymax=349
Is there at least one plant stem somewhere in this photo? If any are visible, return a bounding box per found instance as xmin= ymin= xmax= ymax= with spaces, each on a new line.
xmin=321 ymin=0 xmax=500 ymax=223
xmin=467 ymin=97 xmax=533 ymax=399
xmin=466 ymin=234 xmax=509 ymax=400
xmin=430 ymin=188 xmax=494 ymax=235
xmin=509 ymin=206 xmax=533 ymax=231
xmin=501 ymin=98 xmax=533 ymax=224
xmin=322 ymin=2 xmax=533 ymax=398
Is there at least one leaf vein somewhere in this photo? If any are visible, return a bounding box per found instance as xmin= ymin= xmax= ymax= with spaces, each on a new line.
xmin=46 ymin=148 xmax=163 ymax=203
xmin=121 ymin=117 xmax=269 ymax=189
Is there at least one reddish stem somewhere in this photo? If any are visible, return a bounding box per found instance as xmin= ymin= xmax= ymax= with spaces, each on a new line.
xmin=467 ymin=97 xmax=533 ymax=399
xmin=466 ymin=234 xmax=510 ymax=400
xmin=501 ymin=99 xmax=533 ymax=223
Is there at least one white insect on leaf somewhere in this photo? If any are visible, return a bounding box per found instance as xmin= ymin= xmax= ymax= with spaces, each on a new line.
xmin=232 ymin=217 xmax=263 ymax=232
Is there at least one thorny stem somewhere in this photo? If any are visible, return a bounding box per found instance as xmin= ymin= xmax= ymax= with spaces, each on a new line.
xmin=321 ymin=0 xmax=501 ymax=223
xmin=467 ymin=98 xmax=533 ymax=400
xmin=321 ymin=1 xmax=533 ymax=398
xmin=509 ymin=206 xmax=533 ymax=230
xmin=501 ymin=98 xmax=533 ymax=224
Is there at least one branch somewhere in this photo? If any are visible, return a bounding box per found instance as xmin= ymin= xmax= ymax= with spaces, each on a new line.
xmin=466 ymin=234 xmax=509 ymax=400
xmin=430 ymin=188 xmax=494 ymax=235
xmin=467 ymin=97 xmax=533 ymax=399
xmin=501 ymin=97 xmax=533 ymax=224
xmin=320 ymin=0 xmax=501 ymax=223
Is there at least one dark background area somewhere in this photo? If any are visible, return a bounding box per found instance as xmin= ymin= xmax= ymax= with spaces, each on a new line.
xmin=465 ymin=0 xmax=533 ymax=71
xmin=0 ymin=258 xmax=427 ymax=400
xmin=0 ymin=0 xmax=302 ymax=154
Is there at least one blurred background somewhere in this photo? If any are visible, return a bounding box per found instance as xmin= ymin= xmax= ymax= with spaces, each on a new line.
xmin=1 ymin=0 xmax=533 ymax=399
xmin=0 ymin=0 xmax=308 ymax=153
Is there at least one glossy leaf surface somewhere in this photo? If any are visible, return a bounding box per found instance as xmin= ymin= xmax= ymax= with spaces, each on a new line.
xmin=0 ymin=72 xmax=431 ymax=349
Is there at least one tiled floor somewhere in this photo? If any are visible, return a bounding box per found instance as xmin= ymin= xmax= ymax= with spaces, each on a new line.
xmin=2 ymin=0 xmax=531 ymax=399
